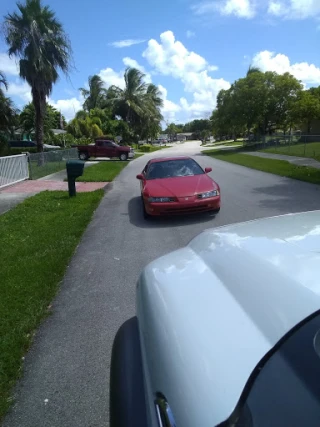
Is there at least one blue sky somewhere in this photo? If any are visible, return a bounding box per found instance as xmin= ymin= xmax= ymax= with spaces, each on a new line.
xmin=1 ymin=0 xmax=320 ymax=124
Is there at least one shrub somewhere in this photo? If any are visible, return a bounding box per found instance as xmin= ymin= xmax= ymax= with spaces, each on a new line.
xmin=139 ymin=144 xmax=153 ymax=152
xmin=0 ymin=134 xmax=10 ymax=156
xmin=138 ymin=144 xmax=163 ymax=152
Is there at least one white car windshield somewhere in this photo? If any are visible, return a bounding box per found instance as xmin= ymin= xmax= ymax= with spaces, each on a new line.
xmin=146 ymin=159 xmax=204 ymax=180
xmin=225 ymin=312 xmax=320 ymax=427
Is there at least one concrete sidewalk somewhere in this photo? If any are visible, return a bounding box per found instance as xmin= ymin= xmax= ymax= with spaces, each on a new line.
xmin=246 ymin=151 xmax=320 ymax=169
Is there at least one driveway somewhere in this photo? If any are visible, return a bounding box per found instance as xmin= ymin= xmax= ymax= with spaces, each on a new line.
xmin=4 ymin=141 xmax=320 ymax=427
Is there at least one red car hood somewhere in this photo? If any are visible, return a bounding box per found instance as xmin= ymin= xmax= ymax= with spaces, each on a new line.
xmin=145 ymin=174 xmax=218 ymax=198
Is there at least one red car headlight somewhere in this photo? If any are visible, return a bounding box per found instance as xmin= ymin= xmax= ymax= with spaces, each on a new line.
xmin=197 ymin=190 xmax=220 ymax=199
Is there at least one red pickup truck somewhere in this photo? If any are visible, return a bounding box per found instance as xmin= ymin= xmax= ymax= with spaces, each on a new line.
xmin=77 ymin=139 xmax=135 ymax=161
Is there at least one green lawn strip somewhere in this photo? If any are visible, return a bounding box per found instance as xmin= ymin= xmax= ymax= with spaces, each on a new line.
xmin=76 ymin=161 xmax=128 ymax=182
xmin=206 ymin=151 xmax=320 ymax=185
xmin=136 ymin=145 xmax=170 ymax=153
xmin=29 ymin=160 xmax=66 ymax=179
xmin=262 ymin=142 xmax=320 ymax=161
xmin=0 ymin=190 xmax=104 ymax=420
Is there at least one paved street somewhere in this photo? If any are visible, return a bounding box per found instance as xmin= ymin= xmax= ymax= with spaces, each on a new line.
xmin=3 ymin=141 xmax=320 ymax=427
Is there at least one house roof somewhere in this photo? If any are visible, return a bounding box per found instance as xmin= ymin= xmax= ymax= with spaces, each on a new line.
xmin=52 ymin=129 xmax=67 ymax=135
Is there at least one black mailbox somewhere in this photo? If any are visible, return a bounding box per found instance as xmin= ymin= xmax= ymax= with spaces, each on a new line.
xmin=66 ymin=160 xmax=85 ymax=196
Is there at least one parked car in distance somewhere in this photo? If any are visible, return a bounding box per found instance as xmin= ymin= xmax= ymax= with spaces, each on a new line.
xmin=110 ymin=210 xmax=320 ymax=427
xmin=152 ymin=139 xmax=167 ymax=146
xmin=76 ymin=138 xmax=134 ymax=161
xmin=9 ymin=140 xmax=61 ymax=150
xmin=136 ymin=156 xmax=220 ymax=218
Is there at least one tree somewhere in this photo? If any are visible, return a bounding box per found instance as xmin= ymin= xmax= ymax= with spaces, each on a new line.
xmin=246 ymin=65 xmax=262 ymax=76
xmin=0 ymin=71 xmax=18 ymax=139
xmin=0 ymin=71 xmax=8 ymax=92
xmin=166 ymin=123 xmax=179 ymax=140
xmin=108 ymin=68 xmax=147 ymax=124
xmin=66 ymin=110 xmax=103 ymax=139
xmin=273 ymin=72 xmax=302 ymax=133
xmin=79 ymin=75 xmax=107 ymax=111
xmin=4 ymin=0 xmax=72 ymax=152
xmin=139 ymin=83 xmax=163 ymax=141
xmin=19 ymin=102 xmax=66 ymax=139
xmin=107 ymin=67 xmax=163 ymax=140
xmin=292 ymin=90 xmax=320 ymax=134
xmin=212 ymin=69 xmax=302 ymax=140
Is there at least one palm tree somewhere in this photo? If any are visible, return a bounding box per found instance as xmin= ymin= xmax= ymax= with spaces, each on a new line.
xmin=79 ymin=75 xmax=107 ymax=111
xmin=108 ymin=67 xmax=148 ymax=124
xmin=108 ymin=68 xmax=164 ymax=141
xmin=0 ymin=93 xmax=17 ymax=134
xmin=0 ymin=71 xmax=9 ymax=92
xmin=4 ymin=0 xmax=72 ymax=152
xmin=0 ymin=71 xmax=17 ymax=138
xmin=139 ymin=84 xmax=163 ymax=141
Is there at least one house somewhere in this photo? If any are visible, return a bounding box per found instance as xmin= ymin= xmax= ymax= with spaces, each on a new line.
xmin=301 ymin=121 xmax=320 ymax=141
xmin=176 ymin=132 xmax=193 ymax=141
xmin=52 ymin=129 xmax=67 ymax=136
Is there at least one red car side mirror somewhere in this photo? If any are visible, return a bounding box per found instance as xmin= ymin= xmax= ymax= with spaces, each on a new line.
xmin=205 ymin=167 xmax=212 ymax=173
xmin=136 ymin=174 xmax=144 ymax=180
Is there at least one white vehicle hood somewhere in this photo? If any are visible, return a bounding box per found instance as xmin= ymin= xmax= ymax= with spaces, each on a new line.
xmin=137 ymin=210 xmax=320 ymax=427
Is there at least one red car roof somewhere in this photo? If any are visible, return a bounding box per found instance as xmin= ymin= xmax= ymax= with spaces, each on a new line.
xmin=149 ymin=156 xmax=191 ymax=164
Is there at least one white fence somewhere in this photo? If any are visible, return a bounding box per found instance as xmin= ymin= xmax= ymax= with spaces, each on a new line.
xmin=0 ymin=154 xmax=29 ymax=189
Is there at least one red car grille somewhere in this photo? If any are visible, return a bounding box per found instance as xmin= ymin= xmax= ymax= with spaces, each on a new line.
xmin=162 ymin=205 xmax=210 ymax=215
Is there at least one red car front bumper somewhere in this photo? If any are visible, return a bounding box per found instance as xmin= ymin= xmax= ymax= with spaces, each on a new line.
xmin=144 ymin=196 xmax=221 ymax=216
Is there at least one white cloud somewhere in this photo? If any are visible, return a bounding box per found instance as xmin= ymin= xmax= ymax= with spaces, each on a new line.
xmin=186 ymin=30 xmax=195 ymax=38
xmin=252 ymin=50 xmax=320 ymax=86
xmin=98 ymin=67 xmax=125 ymax=89
xmin=0 ymin=53 xmax=19 ymax=76
xmin=6 ymin=81 xmax=32 ymax=103
xmin=109 ymin=39 xmax=146 ymax=48
xmin=143 ymin=31 xmax=210 ymax=78
xmin=268 ymin=0 xmax=320 ymax=19
xmin=158 ymin=84 xmax=181 ymax=123
xmin=48 ymin=97 xmax=83 ymax=121
xmin=142 ymin=31 xmax=230 ymax=120
xmin=192 ymin=0 xmax=256 ymax=18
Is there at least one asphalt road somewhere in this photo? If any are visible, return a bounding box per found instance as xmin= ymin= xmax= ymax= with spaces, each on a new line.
xmin=4 ymin=141 xmax=320 ymax=427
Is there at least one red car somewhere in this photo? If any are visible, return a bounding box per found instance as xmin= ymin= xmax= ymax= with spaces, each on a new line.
xmin=136 ymin=156 xmax=220 ymax=218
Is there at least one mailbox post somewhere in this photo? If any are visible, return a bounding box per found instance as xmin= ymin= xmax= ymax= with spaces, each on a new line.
xmin=66 ymin=160 xmax=85 ymax=197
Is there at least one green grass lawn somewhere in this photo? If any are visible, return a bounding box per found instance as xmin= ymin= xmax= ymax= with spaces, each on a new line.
xmin=262 ymin=141 xmax=320 ymax=161
xmin=206 ymin=150 xmax=320 ymax=185
xmin=76 ymin=161 xmax=129 ymax=182
xmin=29 ymin=161 xmax=66 ymax=179
xmin=0 ymin=190 xmax=103 ymax=420
xmin=135 ymin=144 xmax=171 ymax=153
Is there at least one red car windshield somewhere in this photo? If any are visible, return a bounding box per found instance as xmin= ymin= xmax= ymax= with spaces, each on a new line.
xmin=146 ymin=159 xmax=204 ymax=180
